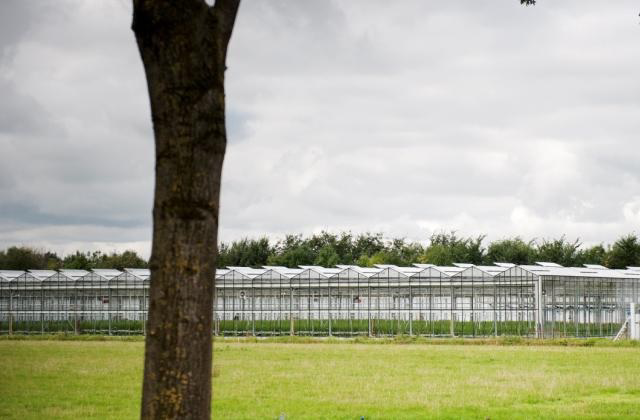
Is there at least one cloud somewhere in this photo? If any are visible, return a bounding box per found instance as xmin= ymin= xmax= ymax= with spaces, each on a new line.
xmin=0 ymin=0 xmax=639 ymax=258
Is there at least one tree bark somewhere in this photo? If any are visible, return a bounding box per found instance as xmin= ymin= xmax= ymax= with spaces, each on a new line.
xmin=132 ymin=0 xmax=239 ymax=418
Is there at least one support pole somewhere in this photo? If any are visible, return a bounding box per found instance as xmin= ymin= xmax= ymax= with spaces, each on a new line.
xmin=252 ymin=287 xmax=256 ymax=336
xmin=450 ymin=288 xmax=455 ymax=337
xmin=409 ymin=285 xmax=413 ymax=336
xmin=631 ymin=302 xmax=637 ymax=340
xmin=328 ymin=286 xmax=332 ymax=337
xmin=108 ymin=288 xmax=112 ymax=336
xmin=41 ymin=289 xmax=45 ymax=334
xmin=8 ymin=293 xmax=13 ymax=335
xmin=535 ymin=277 xmax=544 ymax=339
xmin=368 ymin=285 xmax=372 ymax=337
xmin=143 ymin=287 xmax=147 ymax=336
xmin=289 ymin=286 xmax=294 ymax=337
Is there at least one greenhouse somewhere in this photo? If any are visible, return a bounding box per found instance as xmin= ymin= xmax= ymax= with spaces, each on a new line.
xmin=1 ymin=263 xmax=639 ymax=338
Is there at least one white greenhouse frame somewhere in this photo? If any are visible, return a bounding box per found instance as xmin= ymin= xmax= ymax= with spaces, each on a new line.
xmin=1 ymin=263 xmax=639 ymax=338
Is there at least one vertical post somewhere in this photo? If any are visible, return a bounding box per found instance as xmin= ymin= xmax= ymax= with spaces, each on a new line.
xmin=289 ymin=285 xmax=294 ymax=337
xmin=450 ymin=288 xmax=455 ymax=337
xmin=328 ymin=285 xmax=332 ymax=337
xmin=349 ymin=289 xmax=353 ymax=336
xmin=41 ymin=289 xmax=45 ymax=334
xmin=631 ymin=302 xmax=637 ymax=340
xmin=535 ymin=277 xmax=543 ymax=339
xmin=409 ymin=284 xmax=413 ymax=336
xmin=108 ymin=287 xmax=112 ymax=336
xmin=368 ymin=284 xmax=372 ymax=337
xmin=252 ymin=287 xmax=256 ymax=337
xmin=9 ymin=293 xmax=13 ymax=336
xmin=493 ymin=283 xmax=498 ymax=337
xmin=74 ymin=286 xmax=79 ymax=335
xmin=143 ymin=285 xmax=147 ymax=336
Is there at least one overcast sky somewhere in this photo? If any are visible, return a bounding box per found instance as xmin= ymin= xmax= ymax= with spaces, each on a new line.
xmin=1 ymin=0 xmax=639 ymax=258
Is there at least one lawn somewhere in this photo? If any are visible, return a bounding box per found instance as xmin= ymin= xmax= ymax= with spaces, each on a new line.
xmin=1 ymin=338 xmax=639 ymax=419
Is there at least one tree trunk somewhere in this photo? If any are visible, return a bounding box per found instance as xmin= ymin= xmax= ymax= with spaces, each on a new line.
xmin=132 ymin=1 xmax=239 ymax=418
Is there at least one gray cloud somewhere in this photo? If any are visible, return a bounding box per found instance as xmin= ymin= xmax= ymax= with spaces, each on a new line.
xmin=0 ymin=0 xmax=639 ymax=258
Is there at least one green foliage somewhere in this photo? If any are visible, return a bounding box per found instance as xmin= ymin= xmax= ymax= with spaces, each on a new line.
xmin=62 ymin=250 xmax=148 ymax=270
xmin=484 ymin=237 xmax=535 ymax=265
xmin=62 ymin=251 xmax=93 ymax=270
xmin=0 ymin=248 xmax=147 ymax=270
xmin=4 ymin=233 xmax=640 ymax=270
xmin=216 ymin=237 xmax=271 ymax=268
xmin=606 ymin=234 xmax=640 ymax=269
xmin=93 ymin=251 xmax=148 ymax=270
xmin=229 ymin=231 xmax=390 ymax=268
xmin=576 ymin=244 xmax=608 ymax=266
xmin=0 ymin=247 xmax=61 ymax=270
xmin=267 ymin=234 xmax=315 ymax=267
xmin=535 ymin=236 xmax=582 ymax=267
xmin=313 ymin=245 xmax=340 ymax=267
xmin=421 ymin=232 xmax=484 ymax=265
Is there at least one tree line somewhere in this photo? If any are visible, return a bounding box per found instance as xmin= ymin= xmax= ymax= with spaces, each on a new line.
xmin=217 ymin=232 xmax=640 ymax=270
xmin=0 ymin=248 xmax=148 ymax=271
xmin=2 ymin=231 xmax=639 ymax=271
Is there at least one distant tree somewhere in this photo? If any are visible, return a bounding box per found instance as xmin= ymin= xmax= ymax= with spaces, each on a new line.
xmin=421 ymin=232 xmax=485 ymax=266
xmin=575 ymin=244 xmax=608 ymax=267
xmin=331 ymin=232 xmax=359 ymax=263
xmin=314 ymin=245 xmax=340 ymax=267
xmin=307 ymin=231 xmax=355 ymax=264
xmin=485 ymin=237 xmax=536 ymax=265
xmin=217 ymin=237 xmax=271 ymax=268
xmin=62 ymin=251 xmax=93 ymax=270
xmin=268 ymin=234 xmax=315 ymax=267
xmin=606 ymin=234 xmax=640 ymax=269
xmin=61 ymin=250 xmax=148 ymax=270
xmin=352 ymin=232 xmax=386 ymax=263
xmin=385 ymin=239 xmax=425 ymax=266
xmin=94 ymin=250 xmax=149 ymax=270
xmin=44 ymin=251 xmax=63 ymax=270
xmin=357 ymin=251 xmax=387 ymax=267
xmin=535 ymin=236 xmax=581 ymax=266
xmin=0 ymin=246 xmax=56 ymax=270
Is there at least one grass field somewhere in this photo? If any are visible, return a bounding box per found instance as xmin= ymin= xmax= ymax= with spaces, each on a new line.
xmin=1 ymin=337 xmax=639 ymax=419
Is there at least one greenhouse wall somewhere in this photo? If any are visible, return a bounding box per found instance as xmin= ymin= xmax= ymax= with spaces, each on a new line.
xmin=1 ymin=264 xmax=639 ymax=338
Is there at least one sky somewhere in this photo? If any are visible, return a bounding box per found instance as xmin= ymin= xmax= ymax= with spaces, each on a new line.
xmin=0 ymin=0 xmax=639 ymax=258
